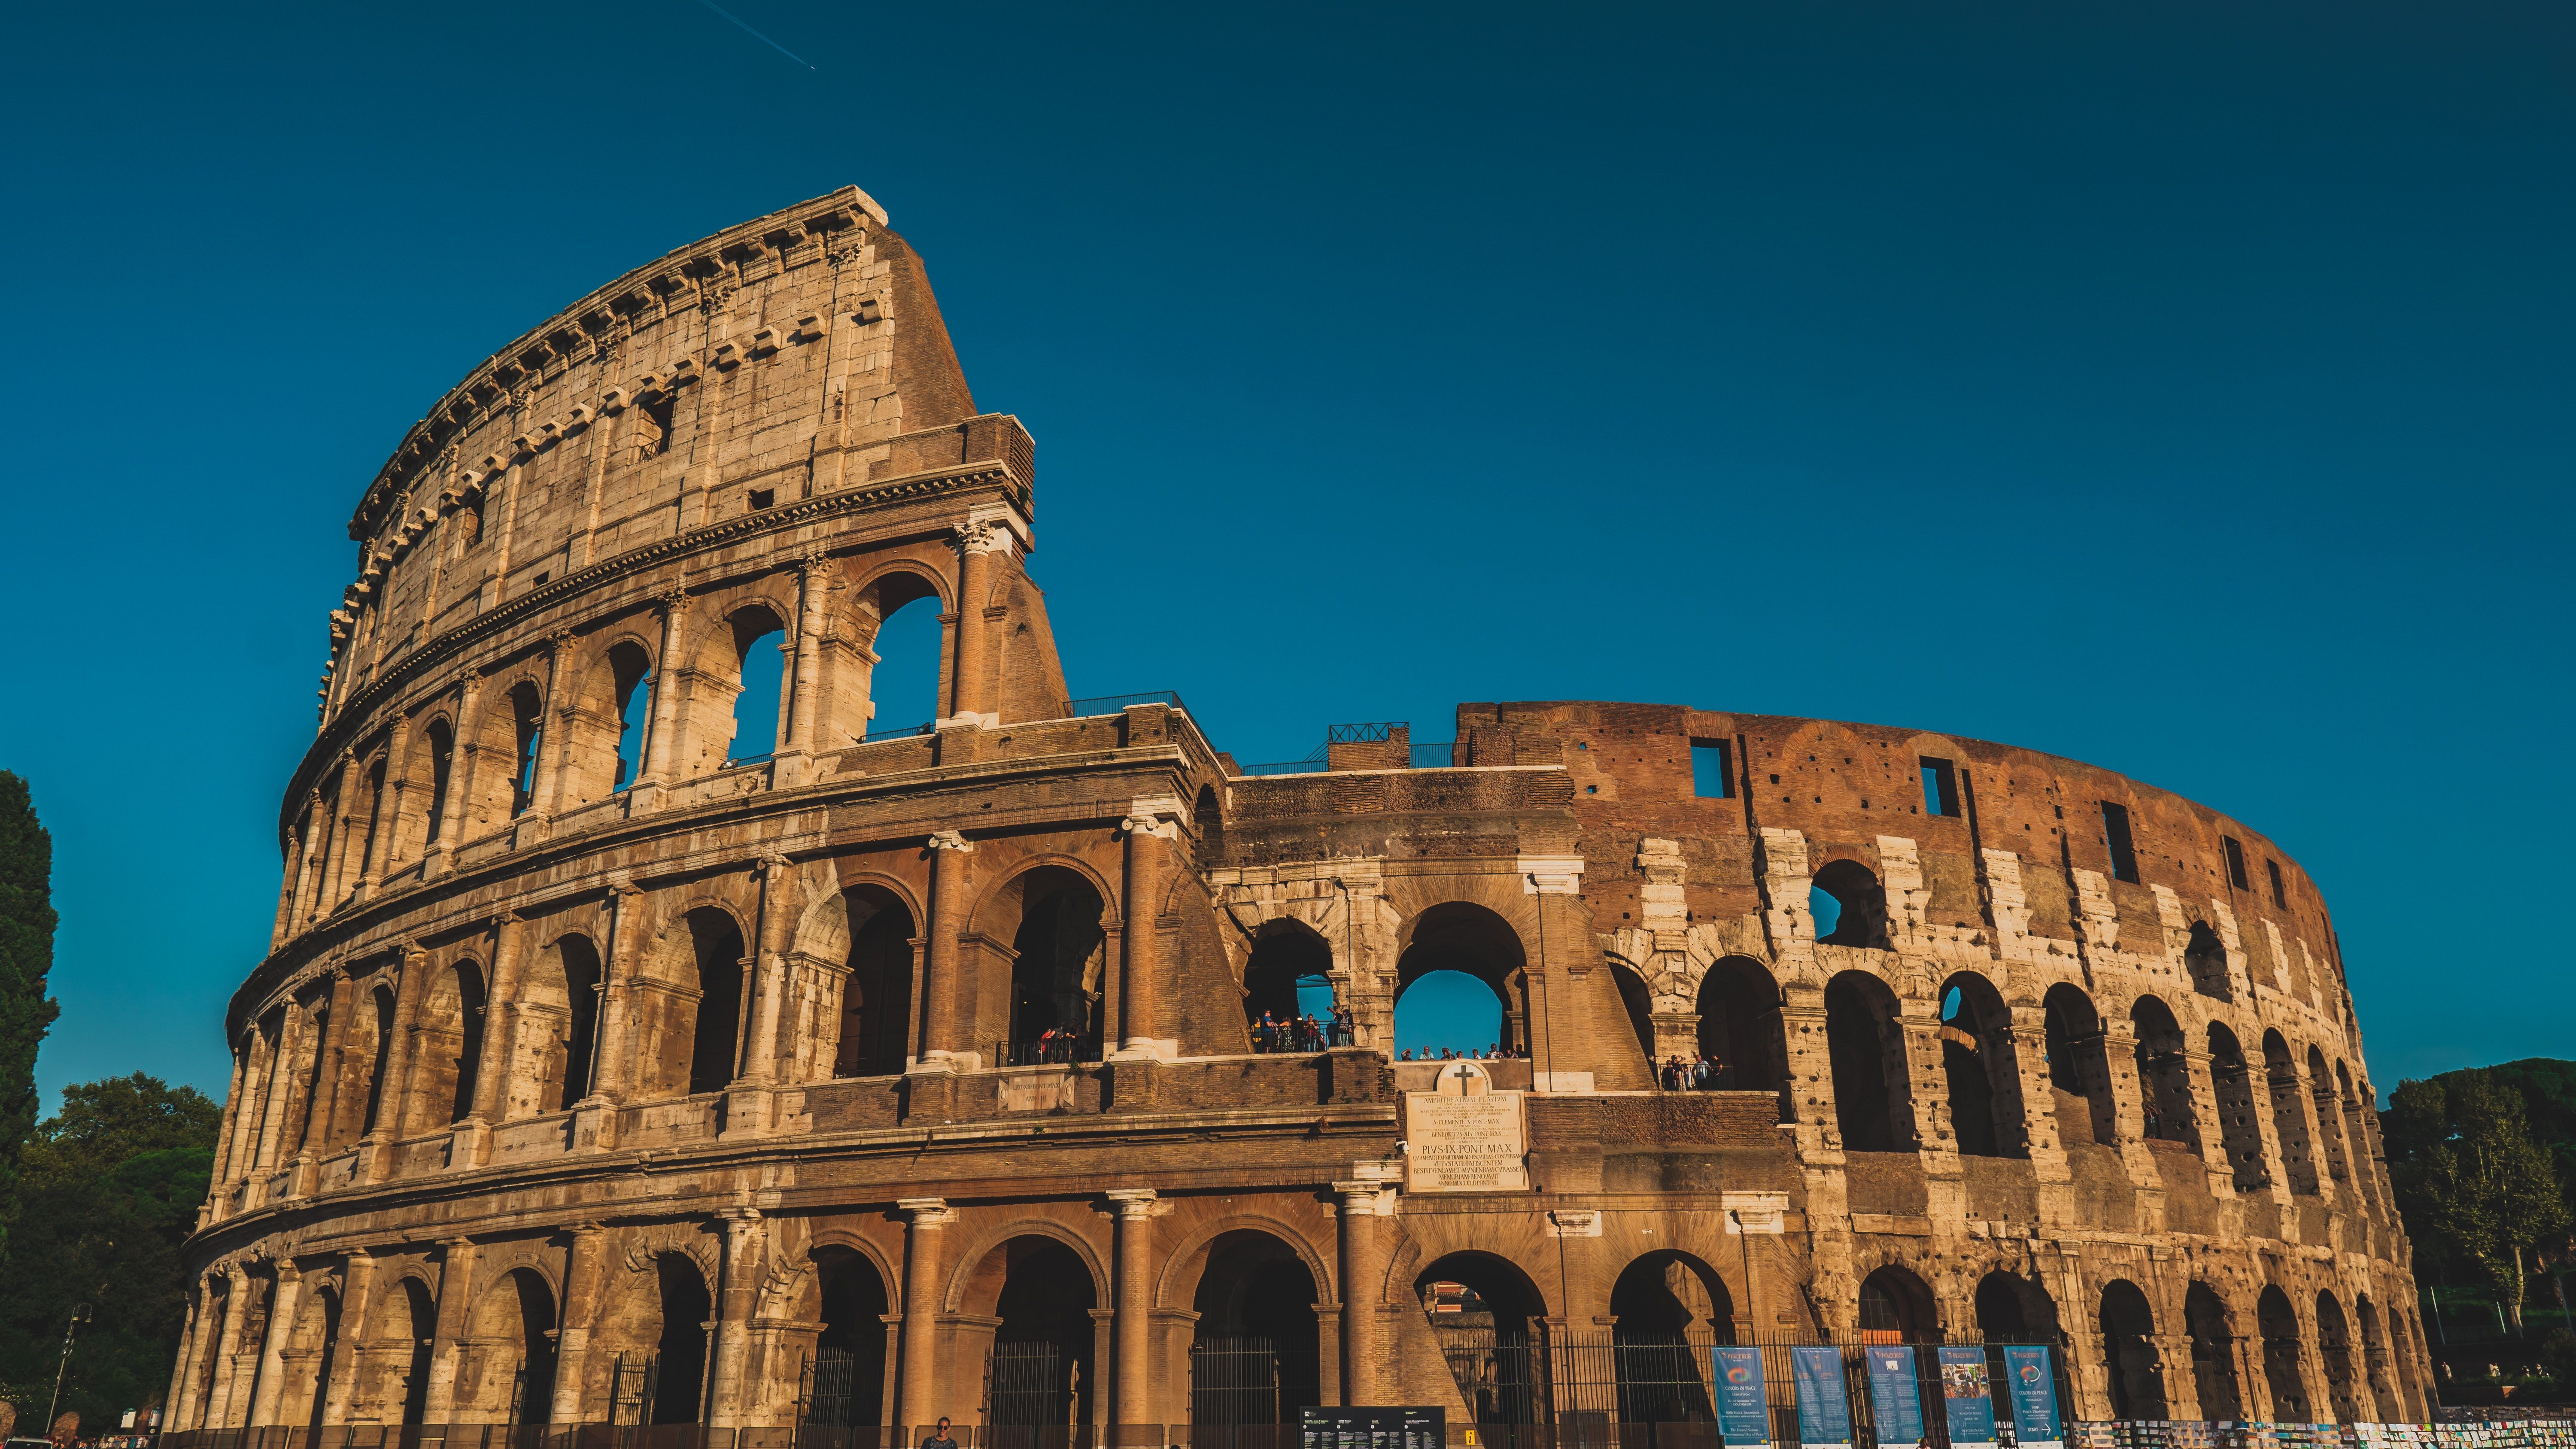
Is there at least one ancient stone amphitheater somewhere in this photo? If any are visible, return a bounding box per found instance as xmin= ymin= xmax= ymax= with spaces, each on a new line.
xmin=165 ymin=187 xmax=2430 ymax=1446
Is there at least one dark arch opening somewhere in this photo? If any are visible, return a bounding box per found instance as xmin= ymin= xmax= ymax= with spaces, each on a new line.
xmin=1697 ymin=956 xmax=1788 ymax=1101
xmin=2208 ymin=1025 xmax=2270 ymax=1190
xmin=1417 ymin=1252 xmax=1549 ymax=1427
xmin=447 ymin=961 xmax=488 ymax=1125
xmin=2257 ymin=1286 xmax=2308 ymax=1421
xmin=1243 ymin=921 xmax=1333 ymax=1045
xmin=609 ymin=642 xmax=653 ymax=791
xmin=553 ymin=934 xmax=603 ymax=1112
xmin=1812 ymin=860 xmax=1891 ymax=949
xmin=653 ymin=1256 xmax=712 ymax=1424
xmin=1610 ymin=1252 xmax=1735 ymax=1423
xmin=507 ymin=1268 xmax=558 ymax=1422
xmin=728 ymin=607 xmax=788 ymax=765
xmin=866 ymin=585 xmax=946 ymax=738
xmin=809 ymin=1248 xmax=891 ymax=1430
xmin=305 ymin=1287 xmax=342 ymax=1431
xmin=2354 ymin=1295 xmax=2400 ymax=1422
xmin=1610 ymin=962 xmax=1656 ymax=1067
xmin=2100 ymin=1279 xmax=2167 ymax=1419
xmin=2185 ymin=920 xmax=2233 ymax=1001
xmin=2317 ymin=1291 xmax=2362 ymax=1423
xmin=1826 ymin=971 xmax=1912 ymax=1152
xmin=683 ymin=908 xmax=748 ymax=1096
xmin=1008 ymin=873 xmax=1106 ymax=1062
xmin=398 ymin=1276 xmax=435 ymax=1426
xmin=1396 ymin=903 xmax=1530 ymax=1057
xmin=2262 ymin=1031 xmax=2319 ymax=1194
xmin=2130 ymin=995 xmax=2199 ymax=1148
xmin=422 ymin=721 xmax=456 ymax=847
xmin=2309 ymin=1044 xmax=2354 ymax=1187
xmin=1938 ymin=971 xmax=2025 ymax=1158
xmin=507 ymin=682 xmax=544 ymax=818
xmin=1190 ymin=1232 xmax=1321 ymax=1428
xmin=2043 ymin=984 xmax=2114 ymax=1148
xmin=2185 ymin=1282 xmax=2241 ymax=1421
xmin=1194 ymin=785 xmax=1225 ymax=867
xmin=838 ymin=891 xmax=918 ymax=1077
xmin=360 ymin=985 xmax=397 ymax=1137
xmin=1859 ymin=1265 xmax=1938 ymax=1343
xmin=991 ymin=1238 xmax=1098 ymax=1428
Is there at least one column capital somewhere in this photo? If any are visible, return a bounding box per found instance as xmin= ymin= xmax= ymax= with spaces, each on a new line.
xmin=1104 ymin=1188 xmax=1159 ymax=1218
xmin=1331 ymin=1181 xmax=1396 ymax=1216
xmin=927 ymin=830 xmax=974 ymax=854
xmin=656 ymin=587 xmax=690 ymax=615
xmin=755 ymin=851 xmax=795 ymax=876
xmin=954 ymin=518 xmax=1000 ymax=554
xmin=897 ymin=1197 xmax=954 ymax=1225
xmin=1519 ymin=855 xmax=1586 ymax=894
xmin=718 ymin=1206 xmax=764 ymax=1228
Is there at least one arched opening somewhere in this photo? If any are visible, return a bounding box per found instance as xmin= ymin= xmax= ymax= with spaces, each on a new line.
xmin=515 ymin=933 xmax=601 ymax=1116
xmin=2257 ymin=1286 xmax=2307 ymax=1421
xmin=191 ymin=1279 xmax=231 ymax=1425
xmin=1610 ymin=961 xmax=1656 ymax=1066
xmin=396 ymin=1276 xmax=436 ymax=1426
xmin=1696 ymin=956 xmax=1788 ymax=1097
xmin=295 ymin=1003 xmax=332 ymax=1150
xmin=653 ymin=1256 xmax=712 ymax=1424
xmin=1418 ymin=1252 xmax=1549 ymax=1427
xmin=355 ymin=758 xmax=389 ymax=884
xmin=1859 ymin=1265 xmax=1938 ymax=1343
xmin=506 ymin=682 xmax=545 ymax=818
xmin=806 ymin=1247 xmax=891 ymax=1431
xmin=862 ymin=581 xmax=946 ymax=738
xmin=1811 ymin=859 xmax=1891 ymax=949
xmin=1395 ymin=903 xmax=1530 ymax=1058
xmin=638 ymin=907 xmax=749 ymax=1098
xmin=2208 ymin=1025 xmax=2270 ymax=1190
xmin=358 ymin=985 xmax=396 ymax=1139
xmin=2262 ymin=1031 xmax=2319 ymax=1194
xmin=2184 ymin=921 xmax=2232 ymax=1001
xmin=610 ymin=642 xmax=653 ymax=792
xmin=2309 ymin=1045 xmax=2354 ymax=1188
xmin=422 ymin=721 xmax=455 ymax=848
xmin=2353 ymin=1295 xmax=2400 ymax=1422
xmin=835 ymin=890 xmax=917 ymax=1077
xmin=2042 ymin=985 xmax=2115 ymax=1148
xmin=452 ymin=963 xmax=488 ymax=1123
xmin=1610 ymin=1252 xmax=1735 ymax=1422
xmin=2184 ymin=1282 xmax=2241 ymax=1421
xmin=1938 ymin=972 xmax=2025 ymax=1158
xmin=1826 ymin=971 xmax=1913 ymax=1152
xmin=1976 ymin=1271 xmax=2069 ymax=1419
xmin=1242 ymin=920 xmax=1334 ymax=1050
xmin=463 ymin=1268 xmax=556 ymax=1424
xmin=301 ymin=1286 xmax=342 ymax=1431
xmin=409 ymin=961 xmax=485 ymax=1133
xmin=1006 ymin=872 xmax=1107 ymax=1064
xmin=2317 ymin=1291 xmax=2362 ymax=1423
xmin=974 ymin=1237 xmax=1098 ymax=1430
xmin=1194 ymin=785 xmax=1225 ymax=867
xmin=2336 ymin=1062 xmax=2377 ymax=1210
xmin=2130 ymin=996 xmax=2199 ymax=1148
xmin=2099 ymin=1280 xmax=2166 ymax=1419
xmin=1189 ymin=1231 xmax=1321 ymax=1432
xmin=726 ymin=608 xmax=788 ymax=765
xmin=689 ymin=910 xmax=747 ymax=1095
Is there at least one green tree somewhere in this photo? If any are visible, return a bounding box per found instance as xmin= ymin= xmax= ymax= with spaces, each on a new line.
xmin=2388 ymin=1069 xmax=2573 ymax=1333
xmin=0 ymin=1075 xmax=219 ymax=1432
xmin=0 ymin=774 xmax=62 ymax=1256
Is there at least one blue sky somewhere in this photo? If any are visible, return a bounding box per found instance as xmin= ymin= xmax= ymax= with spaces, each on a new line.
xmin=0 ymin=1 xmax=2568 ymax=1109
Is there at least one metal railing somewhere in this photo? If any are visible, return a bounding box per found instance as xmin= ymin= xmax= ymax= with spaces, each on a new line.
xmin=1061 ymin=691 xmax=1190 ymax=718
xmin=861 ymin=721 xmax=936 ymax=743
xmin=998 ymin=1036 xmax=1104 ymax=1067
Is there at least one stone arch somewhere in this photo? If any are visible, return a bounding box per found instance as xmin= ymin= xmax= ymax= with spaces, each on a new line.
xmin=1415 ymin=1249 xmax=1552 ymax=1427
xmin=951 ymin=1228 xmax=1105 ymax=1429
xmin=1155 ymin=1213 xmax=1337 ymax=1314
xmin=1242 ymin=919 xmax=1334 ymax=1038
xmin=1194 ymin=784 xmax=1225 ymax=867
xmin=1826 ymin=969 xmax=1914 ymax=1152
xmin=1608 ymin=958 xmax=1656 ymax=1066
xmin=2261 ymin=1029 xmax=2319 ymax=1194
xmin=280 ymin=1278 xmax=343 ymax=1432
xmin=511 ymin=931 xmax=601 ymax=1118
xmin=1975 ymin=1268 xmax=2063 ymax=1343
xmin=2184 ymin=920 xmax=2233 ymax=1001
xmin=946 ymin=1219 xmax=1112 ymax=1315
xmin=2308 ymin=1044 xmax=2355 ymax=1188
xmin=1812 ymin=858 xmax=1891 ymax=949
xmin=379 ymin=1273 xmax=437 ymax=1426
xmin=2044 ymin=984 xmax=2115 ymax=1147
xmin=458 ymin=1266 xmax=558 ymax=1423
xmin=846 ymin=562 xmax=952 ymax=735
xmin=1858 ymin=1262 xmax=1938 ymax=1340
xmin=829 ymin=882 xmax=919 ymax=1077
xmin=460 ymin=670 xmax=548 ymax=834
xmin=697 ymin=596 xmax=793 ymax=771
xmin=636 ymin=905 xmax=751 ymax=1098
xmin=2129 ymin=994 xmax=2199 ymax=1149
xmin=2352 ymin=1293 xmax=2400 ymax=1422
xmin=2207 ymin=1024 xmax=2270 ymax=1189
xmin=620 ymin=1225 xmax=725 ymax=1300
xmin=969 ymin=860 xmax=1112 ymax=1064
xmin=407 ymin=711 xmax=458 ymax=859
xmin=1610 ymin=1250 xmax=1736 ymax=1422
xmin=352 ymin=980 xmax=398 ymax=1144
xmin=557 ymin=633 xmax=658 ymax=809
xmin=1937 ymin=970 xmax=2026 ymax=1158
xmin=2256 ymin=1284 xmax=2309 ymax=1421
xmin=2184 ymin=1281 xmax=2241 ymax=1420
xmin=2317 ymin=1289 xmax=2362 ymax=1423
xmin=408 ymin=957 xmax=486 ymax=1134
xmin=1395 ymin=900 xmax=1534 ymax=1057
xmin=793 ymin=1238 xmax=896 ymax=1432
xmin=1697 ymin=954 xmax=1788 ymax=1096
xmin=1182 ymin=1227 xmax=1325 ymax=1428
xmin=2099 ymin=1279 xmax=2167 ymax=1418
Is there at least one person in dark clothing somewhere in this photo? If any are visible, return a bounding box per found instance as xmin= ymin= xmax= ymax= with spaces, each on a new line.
xmin=921 ymin=1419 xmax=957 ymax=1449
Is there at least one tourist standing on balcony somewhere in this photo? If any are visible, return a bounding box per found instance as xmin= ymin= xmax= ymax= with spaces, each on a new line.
xmin=921 ymin=1417 xmax=958 ymax=1449
xmin=1331 ymin=1005 xmax=1353 ymax=1046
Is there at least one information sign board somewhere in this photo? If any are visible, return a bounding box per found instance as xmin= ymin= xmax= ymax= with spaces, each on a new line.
xmin=1299 ymin=1406 xmax=1445 ymax=1449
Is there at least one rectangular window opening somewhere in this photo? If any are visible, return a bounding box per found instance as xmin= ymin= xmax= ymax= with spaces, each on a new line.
xmin=2265 ymin=858 xmax=2286 ymax=909
xmin=748 ymin=488 xmax=775 ymax=511
xmin=2222 ymin=835 xmax=2250 ymax=891
xmin=1690 ymin=738 xmax=1734 ymax=799
xmin=1919 ymin=756 xmax=1961 ymax=818
xmin=2102 ymin=802 xmax=2140 ymax=884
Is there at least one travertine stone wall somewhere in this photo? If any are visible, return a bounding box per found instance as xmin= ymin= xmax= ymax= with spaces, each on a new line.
xmin=170 ymin=191 xmax=2427 ymax=1441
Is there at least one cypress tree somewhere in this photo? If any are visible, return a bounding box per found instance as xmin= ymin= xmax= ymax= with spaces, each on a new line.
xmin=0 ymin=773 xmax=62 ymax=1256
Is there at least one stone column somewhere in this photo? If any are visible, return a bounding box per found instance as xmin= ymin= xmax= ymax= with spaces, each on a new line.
xmin=529 ymin=631 xmax=576 ymax=817
xmin=167 ymin=1280 xmax=217 ymax=1431
xmin=944 ymin=522 xmax=996 ymax=726
xmin=421 ymin=1237 xmax=480 ymax=1421
xmin=630 ymin=590 xmax=690 ymax=808
xmin=209 ymin=1043 xmax=251 ymax=1190
xmin=729 ymin=854 xmax=796 ymax=1138
xmin=362 ymin=946 xmax=430 ymax=1183
xmin=548 ymin=1225 xmax=612 ymax=1424
xmin=780 ymin=550 xmax=832 ymax=776
xmin=322 ymin=1251 xmax=379 ymax=1426
xmin=1334 ymin=1180 xmax=1389 ymax=1405
xmin=1107 ymin=1189 xmax=1157 ymax=1425
xmin=591 ymin=886 xmax=646 ymax=1104
xmin=915 ymin=834 xmax=973 ymax=1071
xmin=225 ymin=1029 xmax=269 ymax=1188
xmin=458 ymin=912 xmax=527 ymax=1164
xmin=253 ymin=1007 xmax=310 ymax=1176
xmin=896 ymin=1199 xmax=952 ymax=1429
xmin=361 ymin=727 xmax=414 ymax=898
xmin=204 ymin=1263 xmax=252 ymax=1429
xmin=316 ymin=752 xmax=363 ymax=914
xmin=247 ymin=1263 xmax=304 ymax=1425
xmin=301 ymin=972 xmax=359 ymax=1164
xmin=1116 ymin=804 xmax=1180 ymax=1061
xmin=431 ymin=669 xmax=483 ymax=875
xmin=708 ymin=1210 xmax=766 ymax=1425
xmin=279 ymin=793 xmax=324 ymax=946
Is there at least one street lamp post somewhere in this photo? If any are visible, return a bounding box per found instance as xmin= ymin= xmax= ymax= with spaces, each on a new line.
xmin=44 ymin=1303 xmax=93 ymax=1439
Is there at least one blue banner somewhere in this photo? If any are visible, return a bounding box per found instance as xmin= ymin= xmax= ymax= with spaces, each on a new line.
xmin=1863 ymin=1346 xmax=1923 ymax=1449
xmin=1713 ymin=1346 xmax=1771 ymax=1449
xmin=2001 ymin=1346 xmax=2061 ymax=1449
xmin=1791 ymin=1346 xmax=1852 ymax=1449
xmin=1934 ymin=1347 xmax=1997 ymax=1449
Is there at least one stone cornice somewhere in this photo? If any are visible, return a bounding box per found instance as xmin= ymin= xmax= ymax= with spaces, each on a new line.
xmin=285 ymin=456 xmax=1024 ymax=843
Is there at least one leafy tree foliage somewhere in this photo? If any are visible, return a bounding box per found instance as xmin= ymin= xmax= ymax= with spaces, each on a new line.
xmin=0 ymin=774 xmax=62 ymax=1256
xmin=0 ymin=1076 xmax=219 ymax=1432
xmin=2383 ymin=1063 xmax=2576 ymax=1332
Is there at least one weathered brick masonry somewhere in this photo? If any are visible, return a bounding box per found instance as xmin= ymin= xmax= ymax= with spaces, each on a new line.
xmin=168 ymin=189 xmax=2428 ymax=1438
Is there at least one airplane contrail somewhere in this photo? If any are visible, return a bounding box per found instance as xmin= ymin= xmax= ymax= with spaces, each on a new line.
xmin=694 ymin=0 xmax=817 ymax=69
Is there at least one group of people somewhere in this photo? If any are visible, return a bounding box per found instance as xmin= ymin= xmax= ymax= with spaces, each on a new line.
xmin=1397 ymin=1044 xmax=1527 ymax=1061
xmin=1659 ymin=1054 xmax=1734 ymax=1091
xmin=1025 ymin=1027 xmax=1094 ymax=1064
xmin=1251 ymin=1007 xmax=1354 ymax=1053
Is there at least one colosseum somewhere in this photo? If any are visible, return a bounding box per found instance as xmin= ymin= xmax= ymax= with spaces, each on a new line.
xmin=165 ymin=186 xmax=2431 ymax=1447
